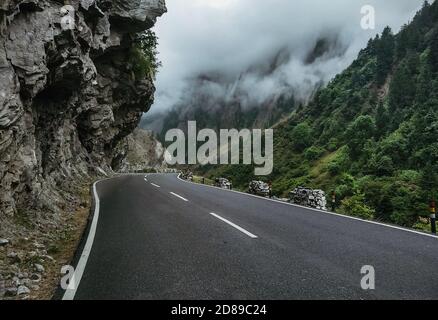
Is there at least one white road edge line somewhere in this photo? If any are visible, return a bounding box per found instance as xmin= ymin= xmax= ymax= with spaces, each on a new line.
xmin=210 ymin=212 xmax=258 ymax=239
xmin=176 ymin=174 xmax=438 ymax=240
xmin=170 ymin=192 xmax=189 ymax=202
xmin=151 ymin=183 xmax=161 ymax=188
xmin=62 ymin=180 xmax=102 ymax=300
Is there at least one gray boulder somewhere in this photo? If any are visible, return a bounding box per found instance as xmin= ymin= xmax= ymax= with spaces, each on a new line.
xmin=17 ymin=285 xmax=30 ymax=295
xmin=289 ymin=187 xmax=327 ymax=210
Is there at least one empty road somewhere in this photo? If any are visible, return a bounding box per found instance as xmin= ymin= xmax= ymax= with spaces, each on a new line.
xmin=68 ymin=174 xmax=438 ymax=300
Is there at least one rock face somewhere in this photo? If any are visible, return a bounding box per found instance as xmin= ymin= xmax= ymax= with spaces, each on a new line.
xmin=0 ymin=0 xmax=166 ymax=233
xmin=117 ymin=128 xmax=166 ymax=173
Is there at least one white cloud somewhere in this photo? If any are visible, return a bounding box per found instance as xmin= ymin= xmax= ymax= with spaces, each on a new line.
xmin=150 ymin=0 xmax=427 ymax=114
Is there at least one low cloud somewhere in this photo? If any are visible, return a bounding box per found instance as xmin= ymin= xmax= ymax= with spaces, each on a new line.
xmin=149 ymin=0 xmax=426 ymax=116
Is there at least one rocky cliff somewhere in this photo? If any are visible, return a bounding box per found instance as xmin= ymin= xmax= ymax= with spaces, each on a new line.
xmin=0 ymin=0 xmax=166 ymax=230
xmin=0 ymin=0 xmax=166 ymax=298
xmin=117 ymin=128 xmax=166 ymax=173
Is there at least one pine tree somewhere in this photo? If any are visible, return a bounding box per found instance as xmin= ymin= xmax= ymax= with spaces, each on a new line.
xmin=419 ymin=1 xmax=432 ymax=28
xmin=389 ymin=57 xmax=417 ymax=112
xmin=416 ymin=51 xmax=433 ymax=106
xmin=396 ymin=25 xmax=409 ymax=59
xmin=375 ymin=102 xmax=389 ymax=139
xmin=376 ymin=27 xmax=395 ymax=86
xmin=429 ymin=28 xmax=438 ymax=73
xmin=345 ymin=115 xmax=376 ymax=159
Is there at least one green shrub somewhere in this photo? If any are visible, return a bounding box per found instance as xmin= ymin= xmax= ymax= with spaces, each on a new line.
xmin=291 ymin=123 xmax=313 ymax=151
xmin=129 ymin=30 xmax=161 ymax=80
xmin=335 ymin=184 xmax=352 ymax=199
xmin=327 ymin=162 xmax=341 ymax=175
xmin=327 ymin=138 xmax=339 ymax=151
xmin=339 ymin=194 xmax=375 ymax=220
xmin=345 ymin=115 xmax=376 ymax=159
xmin=397 ymin=170 xmax=421 ymax=183
xmin=129 ymin=46 xmax=151 ymax=79
xmin=327 ymin=147 xmax=350 ymax=175
xmin=389 ymin=182 xmax=425 ymax=226
xmin=367 ymin=155 xmax=395 ymax=176
xmin=304 ymin=146 xmax=325 ymax=161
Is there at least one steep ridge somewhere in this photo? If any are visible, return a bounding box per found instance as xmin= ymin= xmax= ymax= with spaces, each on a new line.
xmin=0 ymin=0 xmax=165 ymax=230
xmin=0 ymin=0 xmax=166 ymax=298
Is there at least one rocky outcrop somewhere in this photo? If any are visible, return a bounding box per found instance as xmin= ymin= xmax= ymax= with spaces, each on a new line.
xmin=116 ymin=128 xmax=166 ymax=173
xmin=0 ymin=0 xmax=166 ymax=299
xmin=0 ymin=0 xmax=166 ymax=233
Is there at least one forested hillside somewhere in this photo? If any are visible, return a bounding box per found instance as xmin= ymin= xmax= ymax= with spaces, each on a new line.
xmin=200 ymin=1 xmax=438 ymax=229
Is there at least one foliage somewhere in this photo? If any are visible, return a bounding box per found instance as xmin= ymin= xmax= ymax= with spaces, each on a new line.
xmin=194 ymin=1 xmax=438 ymax=229
xmin=339 ymin=193 xmax=376 ymax=220
xmin=375 ymin=26 xmax=395 ymax=86
xmin=345 ymin=115 xmax=376 ymax=159
xmin=291 ymin=123 xmax=313 ymax=151
xmin=129 ymin=30 xmax=161 ymax=79
xmin=304 ymin=146 xmax=325 ymax=161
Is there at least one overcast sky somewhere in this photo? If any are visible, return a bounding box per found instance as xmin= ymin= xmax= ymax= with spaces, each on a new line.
xmin=149 ymin=0 xmax=427 ymax=115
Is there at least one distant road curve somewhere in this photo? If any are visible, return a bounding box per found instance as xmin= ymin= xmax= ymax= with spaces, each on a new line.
xmin=63 ymin=173 xmax=438 ymax=300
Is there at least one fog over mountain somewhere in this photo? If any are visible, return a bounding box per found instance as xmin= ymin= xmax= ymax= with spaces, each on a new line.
xmin=143 ymin=0 xmax=426 ymax=132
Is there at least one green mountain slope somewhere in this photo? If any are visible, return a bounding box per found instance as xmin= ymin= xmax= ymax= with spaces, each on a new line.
xmin=199 ymin=1 xmax=438 ymax=229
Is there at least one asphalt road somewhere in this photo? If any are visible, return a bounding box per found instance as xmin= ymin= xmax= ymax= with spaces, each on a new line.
xmin=72 ymin=173 xmax=438 ymax=300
